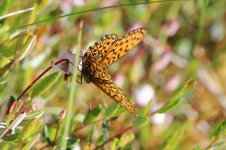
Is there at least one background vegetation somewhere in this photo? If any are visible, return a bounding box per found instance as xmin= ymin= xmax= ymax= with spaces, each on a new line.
xmin=0 ymin=0 xmax=225 ymax=149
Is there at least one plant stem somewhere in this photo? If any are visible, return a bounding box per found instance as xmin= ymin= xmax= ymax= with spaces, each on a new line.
xmin=94 ymin=126 xmax=133 ymax=150
xmin=16 ymin=59 xmax=69 ymax=101
xmin=9 ymin=0 xmax=183 ymax=32
xmin=62 ymin=21 xmax=83 ymax=149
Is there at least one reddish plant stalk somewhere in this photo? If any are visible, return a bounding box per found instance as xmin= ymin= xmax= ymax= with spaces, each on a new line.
xmin=16 ymin=59 xmax=69 ymax=102
xmin=53 ymin=109 xmax=67 ymax=145
xmin=94 ymin=126 xmax=133 ymax=150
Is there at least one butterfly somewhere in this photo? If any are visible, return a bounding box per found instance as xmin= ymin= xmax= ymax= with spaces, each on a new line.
xmin=81 ymin=28 xmax=146 ymax=117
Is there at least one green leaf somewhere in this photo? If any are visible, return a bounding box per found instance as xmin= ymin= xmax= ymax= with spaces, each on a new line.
xmin=2 ymin=134 xmax=18 ymax=141
xmin=209 ymin=139 xmax=226 ymax=150
xmin=110 ymin=138 xmax=119 ymax=150
xmin=212 ymin=120 xmax=226 ymax=139
xmin=133 ymin=116 xmax=150 ymax=128
xmin=0 ymin=33 xmax=31 ymax=58
xmin=0 ymin=26 xmax=9 ymax=44
xmin=18 ymin=119 xmax=42 ymax=141
xmin=193 ymin=146 xmax=202 ymax=150
xmin=171 ymin=80 xmax=195 ymax=100
xmin=17 ymin=35 xmax=36 ymax=61
xmin=0 ymin=39 xmax=17 ymax=57
xmin=0 ymin=83 xmax=6 ymax=96
xmin=105 ymin=103 xmax=120 ymax=119
xmin=0 ymin=0 xmax=10 ymax=15
xmin=0 ymin=141 xmax=17 ymax=150
xmin=0 ymin=70 xmax=9 ymax=84
xmin=67 ymin=138 xmax=80 ymax=149
xmin=141 ymin=99 xmax=152 ymax=117
xmin=157 ymin=98 xmax=180 ymax=113
xmin=156 ymin=80 xmax=195 ymax=114
xmin=46 ymin=125 xmax=57 ymax=142
xmin=5 ymin=113 xmax=16 ymax=127
xmin=26 ymin=109 xmax=44 ymax=120
xmin=162 ymin=121 xmax=190 ymax=150
xmin=43 ymin=126 xmax=53 ymax=145
xmin=96 ymin=135 xmax=105 ymax=146
xmin=29 ymin=72 xmax=61 ymax=98
xmin=118 ymin=131 xmax=135 ymax=147
xmin=86 ymin=126 xmax=95 ymax=143
xmin=22 ymin=134 xmax=40 ymax=150
xmin=83 ymin=105 xmax=102 ymax=124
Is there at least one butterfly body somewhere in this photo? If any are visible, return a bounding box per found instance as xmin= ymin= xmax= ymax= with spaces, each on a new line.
xmin=82 ymin=28 xmax=146 ymax=117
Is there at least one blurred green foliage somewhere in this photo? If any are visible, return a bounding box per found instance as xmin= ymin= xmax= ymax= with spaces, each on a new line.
xmin=0 ymin=0 xmax=226 ymax=149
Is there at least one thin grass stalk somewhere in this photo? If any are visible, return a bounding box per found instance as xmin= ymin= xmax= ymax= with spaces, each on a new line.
xmin=62 ymin=21 xmax=83 ymax=149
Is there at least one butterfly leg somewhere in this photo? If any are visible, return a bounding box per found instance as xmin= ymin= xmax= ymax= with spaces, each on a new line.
xmin=76 ymin=75 xmax=83 ymax=84
xmin=76 ymin=64 xmax=83 ymax=84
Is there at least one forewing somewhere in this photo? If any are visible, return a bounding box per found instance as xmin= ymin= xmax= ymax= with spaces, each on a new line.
xmin=100 ymin=28 xmax=146 ymax=67
xmin=87 ymin=34 xmax=118 ymax=61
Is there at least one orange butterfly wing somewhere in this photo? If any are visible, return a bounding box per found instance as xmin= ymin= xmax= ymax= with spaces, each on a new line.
xmin=100 ymin=28 xmax=146 ymax=67
xmin=95 ymin=80 xmax=139 ymax=117
xmin=87 ymin=34 xmax=118 ymax=62
xmin=82 ymin=54 xmax=138 ymax=116
xmin=82 ymin=28 xmax=146 ymax=116
xmin=82 ymin=54 xmax=111 ymax=83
